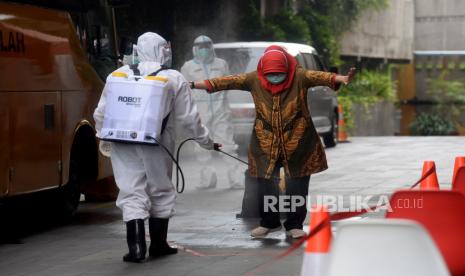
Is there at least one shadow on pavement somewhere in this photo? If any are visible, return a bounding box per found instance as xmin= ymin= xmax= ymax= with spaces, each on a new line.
xmin=0 ymin=193 xmax=118 ymax=245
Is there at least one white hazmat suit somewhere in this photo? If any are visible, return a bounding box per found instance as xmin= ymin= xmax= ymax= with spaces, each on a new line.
xmin=94 ymin=32 xmax=213 ymax=222
xmin=181 ymin=35 xmax=244 ymax=189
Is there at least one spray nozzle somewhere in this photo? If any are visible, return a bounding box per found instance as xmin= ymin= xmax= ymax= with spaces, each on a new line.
xmin=213 ymin=143 xmax=222 ymax=151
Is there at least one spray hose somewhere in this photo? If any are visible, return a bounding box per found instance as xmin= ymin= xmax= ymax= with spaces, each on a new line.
xmin=149 ymin=137 xmax=249 ymax=194
xmin=147 ymin=136 xmax=187 ymax=193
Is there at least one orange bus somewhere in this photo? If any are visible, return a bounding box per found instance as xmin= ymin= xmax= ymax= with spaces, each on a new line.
xmin=0 ymin=1 xmax=117 ymax=217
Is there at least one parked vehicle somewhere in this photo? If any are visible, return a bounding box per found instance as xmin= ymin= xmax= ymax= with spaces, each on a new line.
xmin=0 ymin=2 xmax=116 ymax=218
xmin=214 ymin=42 xmax=339 ymax=154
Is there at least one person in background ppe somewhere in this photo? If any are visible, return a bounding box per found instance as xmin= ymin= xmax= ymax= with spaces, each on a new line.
xmin=181 ymin=35 xmax=243 ymax=189
xmin=94 ymin=32 xmax=214 ymax=263
xmin=121 ymin=44 xmax=137 ymax=66
xmin=191 ymin=45 xmax=356 ymax=239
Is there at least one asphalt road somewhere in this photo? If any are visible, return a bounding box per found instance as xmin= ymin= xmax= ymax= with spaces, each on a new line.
xmin=0 ymin=137 xmax=463 ymax=276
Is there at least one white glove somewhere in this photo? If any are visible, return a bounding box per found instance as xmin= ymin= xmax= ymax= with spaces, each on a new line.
xmin=198 ymin=138 xmax=214 ymax=150
xmin=99 ymin=141 xmax=112 ymax=157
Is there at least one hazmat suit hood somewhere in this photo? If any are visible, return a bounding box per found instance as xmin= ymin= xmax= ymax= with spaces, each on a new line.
xmin=193 ymin=35 xmax=215 ymax=64
xmin=136 ymin=32 xmax=172 ymax=68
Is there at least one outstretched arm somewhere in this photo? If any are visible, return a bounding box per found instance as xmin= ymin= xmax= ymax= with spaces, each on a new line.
xmin=334 ymin=67 xmax=356 ymax=86
xmin=190 ymin=73 xmax=250 ymax=93
xmin=303 ymin=67 xmax=356 ymax=91
xmin=191 ymin=80 xmax=208 ymax=90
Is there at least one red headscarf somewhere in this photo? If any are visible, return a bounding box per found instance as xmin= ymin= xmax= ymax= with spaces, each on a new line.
xmin=257 ymin=45 xmax=297 ymax=95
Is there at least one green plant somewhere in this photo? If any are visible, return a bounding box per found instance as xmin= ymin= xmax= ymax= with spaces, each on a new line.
xmin=238 ymin=0 xmax=388 ymax=66
xmin=268 ymin=10 xmax=312 ymax=44
xmin=410 ymin=113 xmax=456 ymax=136
xmin=337 ymin=69 xmax=396 ymax=131
xmin=426 ymin=70 xmax=465 ymax=131
xmin=427 ymin=70 xmax=465 ymax=105
xmin=298 ymin=0 xmax=388 ymax=66
xmin=238 ymin=2 xmax=281 ymax=41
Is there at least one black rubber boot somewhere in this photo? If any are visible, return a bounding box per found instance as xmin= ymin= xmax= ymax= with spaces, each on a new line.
xmin=149 ymin=218 xmax=178 ymax=257
xmin=123 ymin=219 xmax=146 ymax=263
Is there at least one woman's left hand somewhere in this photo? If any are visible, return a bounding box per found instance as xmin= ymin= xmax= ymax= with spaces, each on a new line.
xmin=347 ymin=67 xmax=356 ymax=84
xmin=336 ymin=67 xmax=356 ymax=85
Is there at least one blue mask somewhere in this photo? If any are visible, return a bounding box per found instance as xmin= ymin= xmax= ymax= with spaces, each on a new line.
xmin=132 ymin=55 xmax=139 ymax=65
xmin=132 ymin=47 xmax=139 ymax=65
xmin=265 ymin=73 xmax=287 ymax=84
xmin=198 ymin=48 xmax=212 ymax=61
xmin=199 ymin=48 xmax=210 ymax=59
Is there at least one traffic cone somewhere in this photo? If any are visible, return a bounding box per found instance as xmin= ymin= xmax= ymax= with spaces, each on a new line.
xmin=452 ymin=156 xmax=465 ymax=185
xmin=301 ymin=205 xmax=332 ymax=276
xmin=337 ymin=104 xmax=349 ymax=143
xmin=452 ymin=166 xmax=465 ymax=195
xmin=420 ymin=161 xmax=440 ymax=190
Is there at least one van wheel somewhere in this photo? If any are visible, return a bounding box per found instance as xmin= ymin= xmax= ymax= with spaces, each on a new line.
xmin=323 ymin=112 xmax=338 ymax=148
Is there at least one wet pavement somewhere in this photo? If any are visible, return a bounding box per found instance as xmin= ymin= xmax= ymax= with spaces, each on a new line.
xmin=0 ymin=137 xmax=463 ymax=276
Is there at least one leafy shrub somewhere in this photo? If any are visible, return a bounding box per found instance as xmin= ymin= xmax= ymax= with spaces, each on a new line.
xmin=410 ymin=113 xmax=456 ymax=136
xmin=427 ymin=70 xmax=465 ymax=105
xmin=337 ymin=69 xmax=396 ymax=131
xmin=425 ymin=70 xmax=465 ymax=132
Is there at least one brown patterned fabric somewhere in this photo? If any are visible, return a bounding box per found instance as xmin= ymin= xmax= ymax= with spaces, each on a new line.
xmin=207 ymin=68 xmax=336 ymax=179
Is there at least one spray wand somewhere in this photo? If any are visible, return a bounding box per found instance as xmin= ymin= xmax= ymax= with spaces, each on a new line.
xmin=213 ymin=143 xmax=249 ymax=166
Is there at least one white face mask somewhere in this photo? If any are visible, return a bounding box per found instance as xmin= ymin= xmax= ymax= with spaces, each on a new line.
xmin=265 ymin=73 xmax=287 ymax=84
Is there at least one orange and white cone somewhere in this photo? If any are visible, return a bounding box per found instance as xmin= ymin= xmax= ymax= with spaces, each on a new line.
xmin=452 ymin=156 xmax=465 ymax=185
xmin=301 ymin=205 xmax=332 ymax=276
xmin=420 ymin=161 xmax=440 ymax=190
xmin=453 ymin=166 xmax=465 ymax=195
xmin=452 ymin=157 xmax=465 ymax=194
xmin=337 ymin=104 xmax=349 ymax=143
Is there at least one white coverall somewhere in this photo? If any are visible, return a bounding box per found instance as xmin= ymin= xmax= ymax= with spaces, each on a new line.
xmin=181 ymin=35 xmax=244 ymax=189
xmin=94 ymin=32 xmax=212 ymax=222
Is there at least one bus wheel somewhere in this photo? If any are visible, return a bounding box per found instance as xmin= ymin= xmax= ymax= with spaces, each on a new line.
xmin=55 ymin=160 xmax=81 ymax=221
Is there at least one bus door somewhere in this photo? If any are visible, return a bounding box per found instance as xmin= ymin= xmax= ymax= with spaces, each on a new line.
xmin=8 ymin=92 xmax=62 ymax=195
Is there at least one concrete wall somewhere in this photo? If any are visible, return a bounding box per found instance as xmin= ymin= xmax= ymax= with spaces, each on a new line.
xmin=351 ymin=102 xmax=400 ymax=136
xmin=340 ymin=0 xmax=414 ymax=61
xmin=414 ymin=54 xmax=465 ymax=101
xmin=414 ymin=0 xmax=465 ymax=101
xmin=415 ymin=0 xmax=465 ymax=51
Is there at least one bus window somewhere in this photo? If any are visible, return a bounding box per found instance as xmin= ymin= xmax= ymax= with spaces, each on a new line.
xmin=90 ymin=25 xmax=116 ymax=79
xmin=70 ymin=10 xmax=118 ymax=81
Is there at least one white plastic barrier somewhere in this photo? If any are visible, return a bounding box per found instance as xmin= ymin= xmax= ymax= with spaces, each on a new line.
xmin=327 ymin=219 xmax=449 ymax=276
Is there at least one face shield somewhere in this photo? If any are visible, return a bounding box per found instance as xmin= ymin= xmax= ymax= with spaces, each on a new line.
xmin=161 ymin=41 xmax=172 ymax=68
xmin=192 ymin=35 xmax=215 ymax=64
xmin=136 ymin=32 xmax=172 ymax=68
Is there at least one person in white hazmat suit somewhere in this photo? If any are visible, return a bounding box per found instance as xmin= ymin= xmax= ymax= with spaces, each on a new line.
xmin=98 ymin=44 xmax=137 ymax=157
xmin=181 ymin=35 xmax=244 ymax=189
xmin=94 ymin=32 xmax=214 ymax=263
